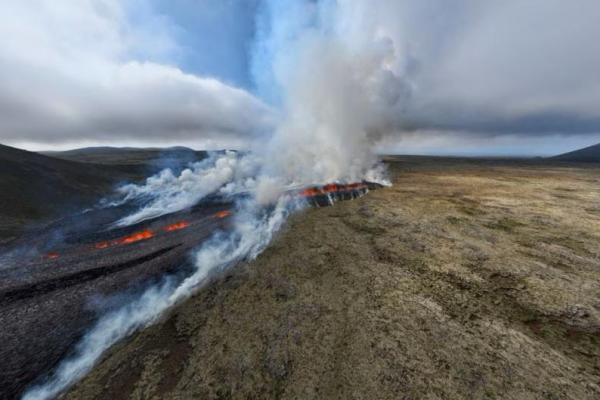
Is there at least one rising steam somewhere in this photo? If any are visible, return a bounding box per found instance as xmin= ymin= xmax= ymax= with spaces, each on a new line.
xmin=114 ymin=151 xmax=261 ymax=226
xmin=23 ymin=1 xmax=397 ymax=398
xmin=252 ymin=0 xmax=408 ymax=189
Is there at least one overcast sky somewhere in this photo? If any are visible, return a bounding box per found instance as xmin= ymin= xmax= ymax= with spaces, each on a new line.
xmin=2 ymin=0 xmax=600 ymax=155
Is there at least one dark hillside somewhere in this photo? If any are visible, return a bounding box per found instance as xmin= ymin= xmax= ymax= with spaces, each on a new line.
xmin=44 ymin=146 xmax=208 ymax=169
xmin=0 ymin=144 xmax=141 ymax=242
xmin=552 ymin=142 xmax=600 ymax=162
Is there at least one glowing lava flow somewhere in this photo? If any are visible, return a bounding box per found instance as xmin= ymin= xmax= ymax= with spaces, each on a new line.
xmin=300 ymin=187 xmax=321 ymax=197
xmin=43 ymin=183 xmax=367 ymax=260
xmin=44 ymin=252 xmax=60 ymax=260
xmin=94 ymin=228 xmax=159 ymax=249
xmin=94 ymin=242 xmax=110 ymax=249
xmin=39 ymin=183 xmax=368 ymax=263
xmin=299 ymin=182 xmax=368 ymax=198
xmin=215 ymin=210 xmax=232 ymax=218
xmin=121 ymin=229 xmax=154 ymax=244
xmin=92 ymin=211 xmax=233 ymax=251
xmin=163 ymin=221 xmax=190 ymax=232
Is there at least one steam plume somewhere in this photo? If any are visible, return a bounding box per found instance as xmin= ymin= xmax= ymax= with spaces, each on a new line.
xmin=251 ymin=0 xmax=400 ymax=190
xmin=23 ymin=2 xmax=394 ymax=398
xmin=114 ymin=151 xmax=261 ymax=226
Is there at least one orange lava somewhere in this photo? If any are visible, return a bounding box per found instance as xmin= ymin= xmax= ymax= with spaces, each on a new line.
xmin=163 ymin=221 xmax=190 ymax=232
xmin=87 ymin=183 xmax=366 ymax=253
xmin=215 ymin=210 xmax=232 ymax=219
xmin=93 ymin=212 xmax=233 ymax=251
xmin=121 ymin=229 xmax=154 ymax=244
xmin=300 ymin=187 xmax=322 ymax=197
xmin=299 ymin=182 xmax=367 ymax=198
xmin=322 ymin=184 xmax=340 ymax=193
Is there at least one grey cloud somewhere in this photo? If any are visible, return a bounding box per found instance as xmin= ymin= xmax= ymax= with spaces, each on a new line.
xmin=262 ymin=0 xmax=600 ymax=140
xmin=0 ymin=1 xmax=274 ymax=147
xmin=251 ymin=0 xmax=600 ymax=145
xmin=383 ymin=0 xmax=600 ymax=136
xmin=2 ymin=0 xmax=600 ymax=151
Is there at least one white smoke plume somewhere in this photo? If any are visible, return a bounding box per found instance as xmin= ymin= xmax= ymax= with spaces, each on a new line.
xmin=251 ymin=0 xmax=399 ymax=190
xmin=108 ymin=0 xmax=396 ymax=228
xmin=23 ymin=2 xmax=396 ymax=398
xmin=114 ymin=151 xmax=262 ymax=226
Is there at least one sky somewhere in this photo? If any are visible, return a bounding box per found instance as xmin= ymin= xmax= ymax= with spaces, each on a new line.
xmin=1 ymin=0 xmax=600 ymax=156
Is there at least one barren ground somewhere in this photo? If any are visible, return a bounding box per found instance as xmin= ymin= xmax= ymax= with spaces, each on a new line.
xmin=66 ymin=157 xmax=600 ymax=399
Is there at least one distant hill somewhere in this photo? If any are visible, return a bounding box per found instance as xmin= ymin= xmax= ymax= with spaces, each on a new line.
xmin=0 ymin=144 xmax=145 ymax=242
xmin=43 ymin=146 xmax=208 ymax=167
xmin=552 ymin=142 xmax=600 ymax=162
xmin=0 ymin=145 xmax=217 ymax=242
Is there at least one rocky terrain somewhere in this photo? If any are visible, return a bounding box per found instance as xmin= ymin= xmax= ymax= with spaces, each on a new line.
xmin=64 ymin=157 xmax=600 ymax=399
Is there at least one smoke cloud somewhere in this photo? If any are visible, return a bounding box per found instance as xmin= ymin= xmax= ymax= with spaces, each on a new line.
xmin=113 ymin=151 xmax=262 ymax=226
xmin=250 ymin=0 xmax=600 ymax=155
xmin=3 ymin=1 xmax=600 ymax=152
xmin=252 ymin=0 xmax=404 ymax=187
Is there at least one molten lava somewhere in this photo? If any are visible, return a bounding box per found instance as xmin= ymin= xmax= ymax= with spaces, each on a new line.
xmin=94 ymin=241 xmax=110 ymax=249
xmin=215 ymin=210 xmax=232 ymax=219
xmin=322 ymin=184 xmax=340 ymax=193
xmin=299 ymin=182 xmax=368 ymax=198
xmin=163 ymin=221 xmax=190 ymax=232
xmin=300 ymin=187 xmax=321 ymax=197
xmin=90 ymin=211 xmax=234 ymax=252
xmin=44 ymin=252 xmax=60 ymax=260
xmin=94 ymin=228 xmax=156 ymax=250
xmin=121 ymin=229 xmax=154 ymax=244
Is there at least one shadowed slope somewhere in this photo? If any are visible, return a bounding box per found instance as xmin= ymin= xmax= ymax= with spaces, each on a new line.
xmin=43 ymin=146 xmax=208 ymax=167
xmin=552 ymin=142 xmax=600 ymax=162
xmin=0 ymin=144 xmax=143 ymax=242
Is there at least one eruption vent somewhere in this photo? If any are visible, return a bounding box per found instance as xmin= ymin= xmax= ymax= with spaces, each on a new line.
xmin=298 ymin=181 xmax=378 ymax=206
